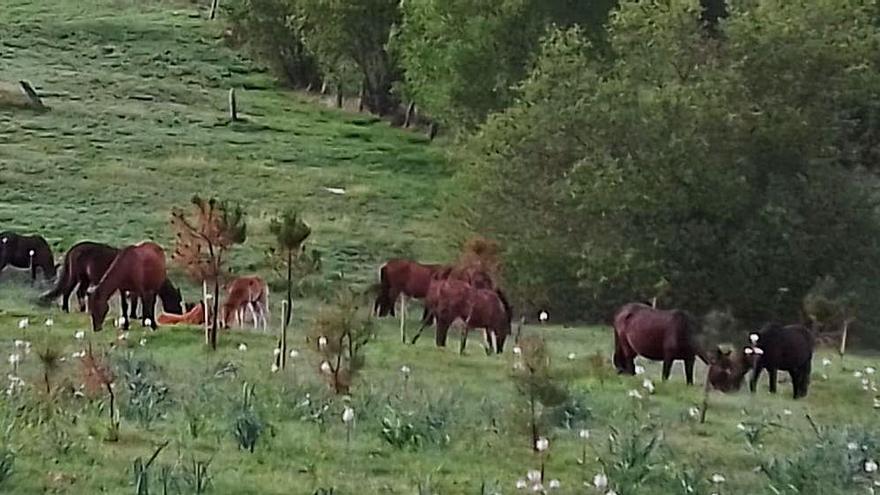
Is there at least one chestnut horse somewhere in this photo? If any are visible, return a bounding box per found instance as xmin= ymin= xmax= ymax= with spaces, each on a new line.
xmin=158 ymin=301 xmax=205 ymax=326
xmin=221 ymin=276 xmax=270 ymax=330
xmin=613 ymin=302 xmax=707 ymax=384
xmin=87 ymin=242 xmax=167 ymax=332
xmin=0 ymin=231 xmax=56 ymax=281
xmin=411 ymin=269 xmax=512 ymax=354
xmin=41 ymin=241 xmax=183 ymax=317
xmin=373 ymin=259 xmax=443 ymax=317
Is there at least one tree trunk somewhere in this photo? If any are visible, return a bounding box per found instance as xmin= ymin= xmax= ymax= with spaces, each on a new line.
xmin=210 ymin=281 xmax=220 ymax=350
xmin=335 ymin=84 xmax=343 ymax=109
xmin=403 ymin=102 xmax=416 ymax=128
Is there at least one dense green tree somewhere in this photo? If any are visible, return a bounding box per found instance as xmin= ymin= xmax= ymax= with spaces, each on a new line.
xmin=452 ymin=0 xmax=880 ymax=326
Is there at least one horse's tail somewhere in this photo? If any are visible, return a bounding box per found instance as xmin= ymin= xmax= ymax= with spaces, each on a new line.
xmin=495 ymin=288 xmax=513 ymax=328
xmin=39 ymin=247 xmax=73 ymax=302
xmin=374 ymin=264 xmax=394 ymax=317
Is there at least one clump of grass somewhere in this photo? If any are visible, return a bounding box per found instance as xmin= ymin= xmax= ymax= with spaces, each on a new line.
xmin=0 ymin=449 xmax=14 ymax=488
xmin=115 ymin=352 xmax=172 ymax=428
xmin=230 ymin=383 xmax=269 ymax=453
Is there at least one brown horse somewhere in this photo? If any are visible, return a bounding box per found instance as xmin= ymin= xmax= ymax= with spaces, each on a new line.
xmin=411 ymin=269 xmax=512 ymax=354
xmin=158 ymin=301 xmax=205 ymax=326
xmin=41 ymin=241 xmax=183 ymax=317
xmin=221 ymin=276 xmax=270 ymax=330
xmin=373 ymin=259 xmax=443 ymax=317
xmin=0 ymin=231 xmax=56 ymax=281
xmin=87 ymin=242 xmax=167 ymax=332
xmin=613 ymin=303 xmax=707 ymax=384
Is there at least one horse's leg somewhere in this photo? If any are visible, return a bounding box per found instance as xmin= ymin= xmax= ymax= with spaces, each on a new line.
xmin=399 ymin=294 xmax=407 ymax=344
xmin=129 ymin=293 xmax=139 ymax=320
xmin=661 ymin=358 xmax=673 ymax=382
xmin=459 ymin=324 xmax=469 ymax=356
xmin=119 ymin=293 xmax=130 ymax=331
xmin=435 ymin=319 xmax=451 ymax=347
xmin=749 ymin=365 xmax=763 ymax=393
xmin=767 ymin=368 xmax=778 ymax=394
xmin=248 ymin=302 xmax=258 ymax=330
xmin=684 ymin=356 xmax=696 ymax=385
xmin=143 ymin=293 xmax=158 ymax=330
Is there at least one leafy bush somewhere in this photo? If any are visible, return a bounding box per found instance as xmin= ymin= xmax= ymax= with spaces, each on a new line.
xmin=379 ymin=402 xmax=452 ymax=451
xmin=230 ymin=383 xmax=270 ymax=453
xmin=115 ymin=353 xmax=172 ymax=428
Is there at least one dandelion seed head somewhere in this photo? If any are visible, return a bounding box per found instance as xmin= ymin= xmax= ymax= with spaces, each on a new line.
xmin=535 ymin=437 xmax=549 ymax=452
xmin=593 ymin=473 xmax=608 ymax=490
xmin=711 ymin=474 xmax=726 ymax=484
xmin=237 ymin=343 xmax=248 ymax=352
xmin=579 ymin=429 xmax=590 ymax=440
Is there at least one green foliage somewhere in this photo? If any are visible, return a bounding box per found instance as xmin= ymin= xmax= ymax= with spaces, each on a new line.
xmin=226 ymin=0 xmax=321 ymax=87
xmin=760 ymin=425 xmax=880 ymax=494
xmin=270 ymin=209 xmax=312 ymax=252
xmin=115 ymin=353 xmax=172 ymax=428
xmin=598 ymin=422 xmax=664 ymax=494
xmin=378 ymin=402 xmax=451 ymax=451
xmin=398 ymin=0 xmax=617 ymax=131
xmin=0 ymin=449 xmax=13 ymax=488
xmin=454 ymin=0 xmax=880 ymax=325
xmin=298 ymin=0 xmax=402 ymax=114
xmin=230 ymin=383 xmax=268 ymax=453
xmin=310 ymin=289 xmax=375 ymax=394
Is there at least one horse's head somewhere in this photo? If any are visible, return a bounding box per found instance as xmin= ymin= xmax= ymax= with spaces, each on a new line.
xmin=86 ymin=285 xmax=109 ymax=332
xmin=159 ymin=280 xmax=184 ymax=314
xmin=707 ymin=346 xmax=751 ymax=392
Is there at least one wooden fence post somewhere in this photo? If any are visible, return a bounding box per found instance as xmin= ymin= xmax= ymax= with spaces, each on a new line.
xmin=228 ymin=88 xmax=238 ymax=121
xmin=19 ymin=81 xmax=45 ymax=110
xmin=399 ymin=295 xmax=407 ymax=344
xmin=335 ymin=84 xmax=343 ymax=109
xmin=280 ymin=301 xmax=289 ymax=370
xmin=210 ymin=0 xmax=220 ymax=20
xmin=357 ymin=84 xmax=366 ymax=112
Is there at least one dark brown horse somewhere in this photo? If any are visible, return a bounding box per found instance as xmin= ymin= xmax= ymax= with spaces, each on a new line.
xmin=87 ymin=242 xmax=168 ymax=332
xmin=0 ymin=231 xmax=56 ymax=281
xmin=373 ymin=259 xmax=443 ymax=317
xmin=411 ymin=268 xmax=512 ymax=354
xmin=40 ymin=241 xmax=183 ymax=318
xmin=613 ymin=303 xmax=707 ymax=384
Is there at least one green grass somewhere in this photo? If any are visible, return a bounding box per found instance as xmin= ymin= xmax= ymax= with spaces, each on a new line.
xmin=1 ymin=1 xmax=879 ymax=494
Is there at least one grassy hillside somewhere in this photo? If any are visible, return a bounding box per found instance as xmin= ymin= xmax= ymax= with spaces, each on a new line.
xmin=0 ymin=0 xmax=449 ymax=294
xmin=0 ymin=1 xmax=879 ymax=495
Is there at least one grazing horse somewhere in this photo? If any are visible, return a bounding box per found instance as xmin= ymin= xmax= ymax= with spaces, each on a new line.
xmin=411 ymin=269 xmax=511 ymax=354
xmin=221 ymin=276 xmax=270 ymax=330
xmin=748 ymin=323 xmax=814 ymax=399
xmin=87 ymin=242 xmax=167 ymax=332
xmin=613 ymin=303 xmax=707 ymax=384
xmin=373 ymin=259 xmax=443 ymax=317
xmin=0 ymin=231 xmax=56 ymax=281
xmin=41 ymin=241 xmax=183 ymax=317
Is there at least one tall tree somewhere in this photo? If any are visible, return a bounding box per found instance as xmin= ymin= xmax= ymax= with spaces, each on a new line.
xmin=171 ymin=196 xmax=247 ymax=350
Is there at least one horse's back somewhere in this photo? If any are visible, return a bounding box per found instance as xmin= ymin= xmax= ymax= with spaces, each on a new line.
xmin=616 ymin=304 xmax=696 ymax=360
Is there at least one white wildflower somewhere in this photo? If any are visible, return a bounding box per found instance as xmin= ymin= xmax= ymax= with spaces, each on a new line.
xmin=318 ymin=336 xmax=328 ymax=348
xmin=753 ymin=348 xmax=764 ymax=355
xmin=606 ymin=491 xmax=618 ymax=495
xmin=848 ymin=442 xmax=859 ymax=451
xmin=579 ymin=429 xmax=590 ymax=440
xmin=539 ymin=311 xmax=549 ymax=322
xmin=855 ymin=371 xmax=864 ymax=378
xmin=116 ymin=316 xmax=127 ymax=328
xmin=822 ymin=358 xmax=832 ymax=367
xmin=8 ymin=354 xmax=20 ymax=366
xmin=867 ymin=367 xmax=877 ymax=375
xmin=782 ymin=409 xmax=792 ymax=416
xmin=17 ymin=319 xmax=28 ymax=330
xmin=74 ymin=331 xmax=85 ymax=340
xmin=688 ymin=407 xmax=700 ymax=419
xmin=117 ymin=332 xmax=128 ymax=341
xmin=139 ymin=338 xmax=147 ymax=347
xmin=568 ymin=353 xmax=576 ymax=361
xmin=535 ymin=437 xmax=549 ymax=452
xmin=744 ymin=348 xmax=754 ymax=355
xmin=642 ymin=378 xmax=655 ymax=394
xmin=513 ymin=346 xmax=522 ymax=355
xmin=320 ymin=361 xmax=332 ymax=374
xmin=400 ymin=365 xmax=411 ymax=375
xmin=273 ymin=348 xmax=282 ymax=357
xmin=737 ymin=423 xmax=747 ymax=431
xmin=593 ymin=473 xmax=608 ymax=490
xmin=237 ymin=343 xmax=248 ymax=352
xmin=342 ymin=407 xmax=355 ymax=424
xmin=289 ymin=349 xmax=299 ymax=359
xmin=271 ymin=363 xmax=279 ymax=373
xmin=13 ymin=340 xmax=24 ymax=348
xmin=628 ymin=389 xmax=643 ymax=400
xmin=865 ymin=460 xmax=878 ymax=473
xmin=634 ymin=365 xmax=646 ymax=375
xmin=28 ymin=250 xmax=34 ymax=257
xmin=516 ymin=479 xmax=527 ymax=489
xmin=44 ymin=318 xmax=54 ymax=327
xmin=527 ymin=470 xmax=541 ymax=483
xmin=749 ymin=333 xmax=759 ymax=344
xmin=548 ymin=479 xmax=560 ymax=489
xmin=711 ymin=474 xmax=726 ymax=484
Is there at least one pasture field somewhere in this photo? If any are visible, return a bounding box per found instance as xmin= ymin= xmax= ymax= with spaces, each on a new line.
xmin=1 ymin=1 xmax=879 ymax=494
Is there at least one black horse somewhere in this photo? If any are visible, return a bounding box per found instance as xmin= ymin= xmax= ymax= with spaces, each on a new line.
xmin=0 ymin=231 xmax=56 ymax=282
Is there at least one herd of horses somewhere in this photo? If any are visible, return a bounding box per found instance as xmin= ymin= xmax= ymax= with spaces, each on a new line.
xmin=1 ymin=231 xmax=815 ymax=400
xmin=374 ymin=259 xmax=815 ymax=399
xmin=0 ymin=232 xmax=269 ymax=332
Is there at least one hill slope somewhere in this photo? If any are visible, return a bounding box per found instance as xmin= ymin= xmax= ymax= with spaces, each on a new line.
xmin=0 ymin=0 xmax=448 ymax=292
